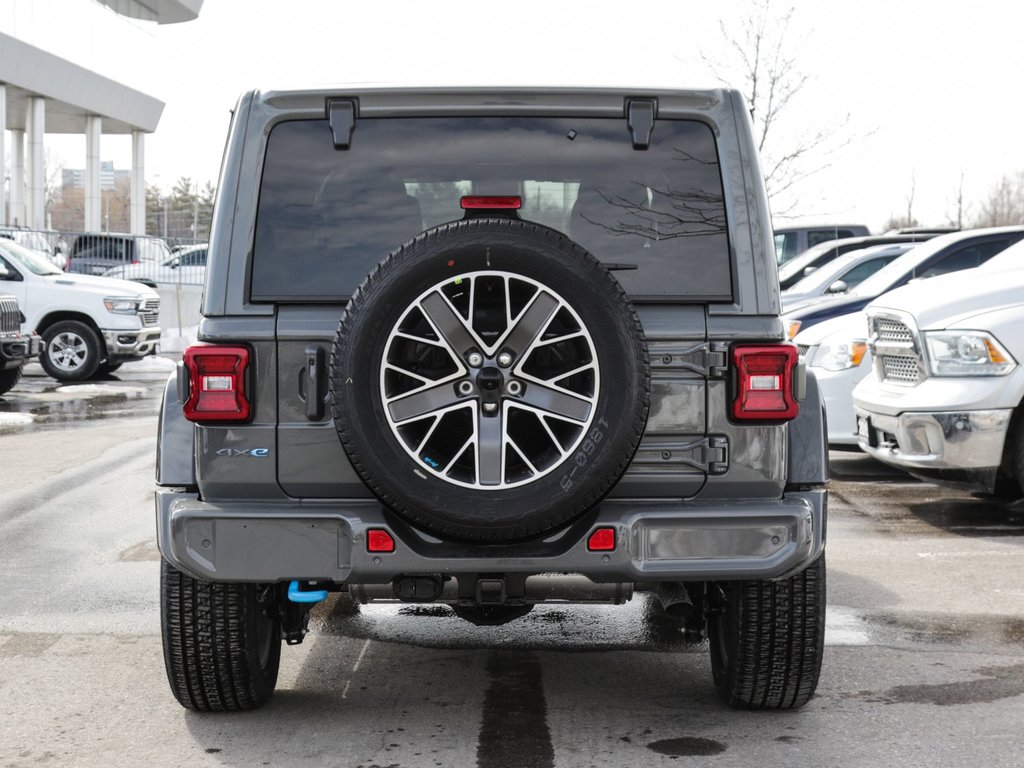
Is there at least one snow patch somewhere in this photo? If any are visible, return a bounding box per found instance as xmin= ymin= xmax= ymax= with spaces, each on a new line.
xmin=0 ymin=412 xmax=35 ymax=427
xmin=55 ymin=384 xmax=149 ymax=399
xmin=160 ymin=325 xmax=198 ymax=353
xmin=825 ymin=606 xmax=871 ymax=646
xmin=120 ymin=356 xmax=178 ymax=373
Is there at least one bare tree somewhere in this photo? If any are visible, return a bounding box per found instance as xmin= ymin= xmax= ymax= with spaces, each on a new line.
xmin=946 ymin=172 xmax=968 ymax=229
xmin=702 ymin=0 xmax=849 ymax=216
xmin=973 ymin=172 xmax=1024 ymax=227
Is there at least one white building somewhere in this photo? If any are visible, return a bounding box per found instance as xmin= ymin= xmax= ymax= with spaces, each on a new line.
xmin=0 ymin=0 xmax=203 ymax=233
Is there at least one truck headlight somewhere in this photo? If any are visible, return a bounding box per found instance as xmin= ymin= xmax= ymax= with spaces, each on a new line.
xmin=809 ymin=339 xmax=867 ymax=372
xmin=923 ymin=331 xmax=1016 ymax=376
xmin=103 ymin=297 xmax=142 ymax=315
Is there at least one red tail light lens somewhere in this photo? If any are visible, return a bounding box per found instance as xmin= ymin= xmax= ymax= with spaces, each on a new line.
xmin=731 ymin=345 xmax=799 ymax=421
xmin=587 ymin=527 xmax=616 ymax=552
xmin=182 ymin=345 xmax=251 ymax=422
xmin=460 ymin=195 xmax=522 ymax=209
xmin=367 ymin=529 xmax=396 ymax=553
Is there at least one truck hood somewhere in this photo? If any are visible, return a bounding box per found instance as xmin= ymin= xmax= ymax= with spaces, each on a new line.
xmin=867 ymin=269 xmax=1024 ymax=330
xmin=43 ymin=272 xmax=159 ymax=300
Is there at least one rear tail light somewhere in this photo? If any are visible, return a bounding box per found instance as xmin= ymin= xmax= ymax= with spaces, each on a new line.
xmin=182 ymin=345 xmax=251 ymax=422
xmin=731 ymin=344 xmax=799 ymax=421
xmin=460 ymin=195 xmax=522 ymax=209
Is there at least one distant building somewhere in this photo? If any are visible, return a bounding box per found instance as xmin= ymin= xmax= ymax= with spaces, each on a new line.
xmin=62 ymin=161 xmax=131 ymax=191
xmin=1 ymin=0 xmax=203 ymax=232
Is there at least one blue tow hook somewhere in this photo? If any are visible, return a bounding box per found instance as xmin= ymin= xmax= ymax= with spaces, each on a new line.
xmin=288 ymin=580 xmax=328 ymax=604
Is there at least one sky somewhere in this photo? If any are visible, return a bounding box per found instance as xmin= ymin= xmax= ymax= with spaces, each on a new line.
xmin=3 ymin=0 xmax=1024 ymax=232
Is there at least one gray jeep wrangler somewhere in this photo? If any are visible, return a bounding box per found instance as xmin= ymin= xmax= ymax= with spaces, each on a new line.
xmin=156 ymin=86 xmax=828 ymax=712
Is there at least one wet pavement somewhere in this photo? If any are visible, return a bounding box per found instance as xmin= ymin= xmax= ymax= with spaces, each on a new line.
xmin=2 ymin=365 xmax=1023 ymax=766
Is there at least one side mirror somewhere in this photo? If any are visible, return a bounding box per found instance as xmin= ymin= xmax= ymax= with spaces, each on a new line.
xmin=826 ymin=279 xmax=848 ymax=294
xmin=0 ymin=262 xmax=11 ymax=279
xmin=802 ymin=266 xmax=818 ymax=277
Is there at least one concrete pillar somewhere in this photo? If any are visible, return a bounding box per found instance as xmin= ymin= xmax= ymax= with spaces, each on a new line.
xmin=9 ymin=129 xmax=24 ymax=227
xmin=26 ymin=95 xmax=45 ymax=230
xmin=84 ymin=115 xmax=102 ymax=232
xmin=131 ymin=130 xmax=146 ymax=235
xmin=0 ymin=83 xmax=6 ymax=227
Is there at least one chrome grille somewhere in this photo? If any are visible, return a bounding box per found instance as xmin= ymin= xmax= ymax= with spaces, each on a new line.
xmin=0 ymin=295 xmax=20 ymax=335
xmin=881 ymin=354 xmax=921 ymax=383
xmin=797 ymin=344 xmax=811 ymax=356
xmin=139 ymin=298 xmax=160 ymax=327
xmin=876 ymin=318 xmax=913 ymax=343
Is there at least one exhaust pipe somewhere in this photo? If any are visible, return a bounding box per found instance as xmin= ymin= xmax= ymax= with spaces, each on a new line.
xmin=655 ymin=581 xmax=694 ymax=619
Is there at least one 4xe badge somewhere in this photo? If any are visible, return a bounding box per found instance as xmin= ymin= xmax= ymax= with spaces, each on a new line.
xmin=216 ymin=448 xmax=270 ymax=458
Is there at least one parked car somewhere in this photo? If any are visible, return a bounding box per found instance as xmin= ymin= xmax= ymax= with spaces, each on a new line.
xmin=795 ymin=313 xmax=872 ymax=447
xmin=155 ymin=85 xmax=828 ymax=713
xmin=854 ymin=267 xmax=1024 ymax=496
xmin=0 ymin=227 xmax=61 ymax=267
xmin=783 ymin=227 xmax=1024 ymax=338
xmin=0 ymin=292 xmax=41 ymax=396
xmin=782 ymin=243 xmax=912 ymax=312
xmin=774 ymin=224 xmax=870 ymax=264
xmin=103 ymin=243 xmax=207 ymax=287
xmin=0 ymin=238 xmax=160 ymax=381
xmin=777 ymin=233 xmax=940 ymax=290
xmin=67 ymin=233 xmax=171 ymax=277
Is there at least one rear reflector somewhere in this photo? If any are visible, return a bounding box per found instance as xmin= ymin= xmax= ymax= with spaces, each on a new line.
xmin=731 ymin=344 xmax=799 ymax=421
xmin=587 ymin=527 xmax=616 ymax=552
xmin=182 ymin=345 xmax=251 ymax=422
xmin=367 ymin=529 xmax=396 ymax=553
xmin=460 ymin=195 xmax=522 ymax=210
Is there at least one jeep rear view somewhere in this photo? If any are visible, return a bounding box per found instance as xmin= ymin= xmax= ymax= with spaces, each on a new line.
xmin=155 ymin=87 xmax=828 ymax=712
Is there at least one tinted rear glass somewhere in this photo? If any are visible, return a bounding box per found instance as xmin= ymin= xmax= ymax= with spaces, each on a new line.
xmin=251 ymin=117 xmax=731 ymax=301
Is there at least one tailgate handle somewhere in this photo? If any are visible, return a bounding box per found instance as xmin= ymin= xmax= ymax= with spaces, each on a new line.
xmin=302 ymin=345 xmax=326 ymax=421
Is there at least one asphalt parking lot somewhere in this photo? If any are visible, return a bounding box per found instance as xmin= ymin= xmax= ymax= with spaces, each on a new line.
xmin=2 ymin=361 xmax=1023 ymax=767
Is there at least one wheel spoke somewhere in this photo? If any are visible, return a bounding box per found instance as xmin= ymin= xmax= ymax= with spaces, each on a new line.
xmin=476 ymin=408 xmax=504 ymax=486
xmin=497 ymin=291 xmax=560 ymax=357
xmin=387 ymin=381 xmax=462 ymax=423
xmin=420 ymin=291 xmax=481 ymax=358
xmin=516 ymin=381 xmax=592 ymax=423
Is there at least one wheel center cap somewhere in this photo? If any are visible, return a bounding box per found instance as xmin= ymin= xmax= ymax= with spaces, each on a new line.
xmin=476 ymin=366 xmax=503 ymax=391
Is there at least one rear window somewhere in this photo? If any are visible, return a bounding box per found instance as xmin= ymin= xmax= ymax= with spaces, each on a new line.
xmin=251 ymin=116 xmax=732 ymax=302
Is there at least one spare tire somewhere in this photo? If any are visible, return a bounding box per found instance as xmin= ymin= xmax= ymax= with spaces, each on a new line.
xmin=331 ymin=218 xmax=649 ymax=541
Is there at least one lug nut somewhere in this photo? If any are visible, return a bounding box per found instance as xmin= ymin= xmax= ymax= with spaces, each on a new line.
xmin=482 ymin=402 xmax=498 ymax=413
xmin=467 ymin=352 xmax=484 ymax=367
xmin=457 ymin=380 xmax=474 ymax=396
xmin=497 ymin=352 xmax=513 ymax=367
xmin=507 ymin=380 xmax=523 ymax=396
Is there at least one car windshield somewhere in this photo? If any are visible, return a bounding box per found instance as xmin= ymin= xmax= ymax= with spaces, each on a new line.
xmin=0 ymin=238 xmax=62 ymax=275
xmin=776 ymin=241 xmax=841 ymax=284
xmin=978 ymin=239 xmax=1024 ymax=271
xmin=786 ymin=245 xmax=911 ymax=295
xmin=851 ymin=236 xmax=955 ymax=297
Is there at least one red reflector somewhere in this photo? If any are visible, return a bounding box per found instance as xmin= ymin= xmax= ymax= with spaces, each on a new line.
xmin=460 ymin=195 xmax=522 ymax=210
xmin=731 ymin=344 xmax=799 ymax=421
xmin=587 ymin=527 xmax=616 ymax=552
xmin=367 ymin=529 xmax=396 ymax=553
xmin=182 ymin=345 xmax=251 ymax=422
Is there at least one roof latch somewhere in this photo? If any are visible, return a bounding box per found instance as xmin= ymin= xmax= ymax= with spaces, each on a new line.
xmin=627 ymin=99 xmax=657 ymax=150
xmin=327 ymin=99 xmax=357 ymax=150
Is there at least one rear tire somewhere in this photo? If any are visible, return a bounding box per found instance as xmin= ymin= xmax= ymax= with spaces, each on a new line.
xmin=707 ymin=553 xmax=826 ymax=709
xmin=160 ymin=560 xmax=281 ymax=712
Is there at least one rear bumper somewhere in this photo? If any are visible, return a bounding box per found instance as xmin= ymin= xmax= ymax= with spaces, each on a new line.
xmin=155 ymin=489 xmax=826 ymax=584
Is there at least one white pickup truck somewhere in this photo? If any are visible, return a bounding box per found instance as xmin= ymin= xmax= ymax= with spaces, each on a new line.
xmin=0 ymin=237 xmax=160 ymax=381
xmin=853 ymin=258 xmax=1024 ymax=496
